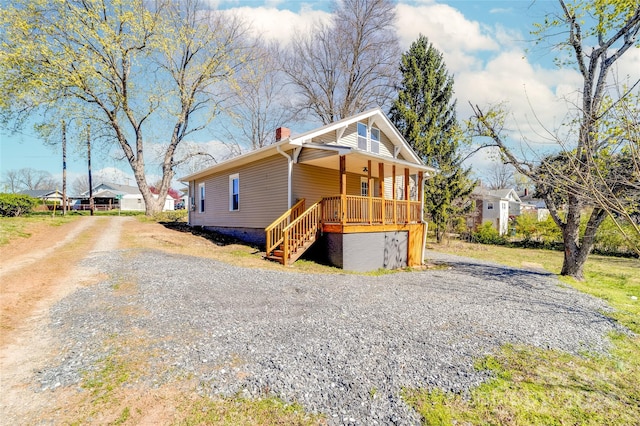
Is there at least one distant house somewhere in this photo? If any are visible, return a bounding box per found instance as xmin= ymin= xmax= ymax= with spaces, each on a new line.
xmin=77 ymin=182 xmax=175 ymax=211
xmin=19 ymin=189 xmax=63 ymax=202
xmin=180 ymin=108 xmax=436 ymax=272
xmin=471 ymin=187 xmax=522 ymax=235
xmin=518 ymin=189 xmax=550 ymax=221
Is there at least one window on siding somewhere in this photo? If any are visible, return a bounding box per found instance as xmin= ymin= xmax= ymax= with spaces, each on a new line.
xmin=357 ymin=122 xmax=367 ymax=150
xmin=370 ymin=127 xmax=380 ymax=154
xmin=229 ymin=174 xmax=239 ymax=211
xmin=199 ymin=183 xmax=205 ymax=213
xmin=360 ymin=177 xmax=368 ymax=196
xmin=487 ymin=202 xmax=494 ymax=210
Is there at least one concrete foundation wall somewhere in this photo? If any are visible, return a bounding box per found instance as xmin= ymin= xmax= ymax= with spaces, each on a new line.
xmin=202 ymin=226 xmax=265 ymax=247
xmin=323 ymin=231 xmax=408 ymax=272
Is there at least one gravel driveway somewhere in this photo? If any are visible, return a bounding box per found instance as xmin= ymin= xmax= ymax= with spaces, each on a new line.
xmin=40 ymin=248 xmax=624 ymax=425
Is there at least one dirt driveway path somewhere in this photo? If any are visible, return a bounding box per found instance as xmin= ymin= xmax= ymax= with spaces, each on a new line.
xmin=0 ymin=216 xmax=128 ymax=425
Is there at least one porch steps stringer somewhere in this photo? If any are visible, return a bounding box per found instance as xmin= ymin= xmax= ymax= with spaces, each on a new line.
xmin=266 ymin=201 xmax=322 ymax=266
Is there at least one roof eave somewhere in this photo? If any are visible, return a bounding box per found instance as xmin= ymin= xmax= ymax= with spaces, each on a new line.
xmin=179 ymin=138 xmax=293 ymax=182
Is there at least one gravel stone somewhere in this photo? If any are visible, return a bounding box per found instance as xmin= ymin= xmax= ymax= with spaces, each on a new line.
xmin=38 ymin=248 xmax=627 ymax=425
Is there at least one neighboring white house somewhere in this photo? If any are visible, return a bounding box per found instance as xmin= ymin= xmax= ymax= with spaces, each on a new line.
xmin=472 ymin=187 xmax=522 ymax=235
xmin=77 ymin=182 xmax=175 ymax=211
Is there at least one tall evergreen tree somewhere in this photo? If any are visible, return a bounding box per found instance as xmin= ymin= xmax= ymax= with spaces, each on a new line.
xmin=390 ymin=35 xmax=474 ymax=242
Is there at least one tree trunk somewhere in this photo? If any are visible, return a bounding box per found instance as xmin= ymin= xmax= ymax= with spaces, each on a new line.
xmin=560 ymin=238 xmax=588 ymax=280
xmin=559 ymin=206 xmax=607 ymax=280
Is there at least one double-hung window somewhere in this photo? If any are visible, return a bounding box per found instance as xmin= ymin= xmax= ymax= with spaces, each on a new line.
xmin=198 ymin=183 xmax=205 ymax=213
xmin=229 ymin=174 xmax=239 ymax=211
xmin=357 ymin=122 xmax=381 ymax=154
xmin=357 ymin=122 xmax=367 ymax=150
xmin=370 ymin=127 xmax=380 ymax=154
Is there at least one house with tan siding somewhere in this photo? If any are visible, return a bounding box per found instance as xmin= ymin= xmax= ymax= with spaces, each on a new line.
xmin=180 ymin=108 xmax=436 ymax=271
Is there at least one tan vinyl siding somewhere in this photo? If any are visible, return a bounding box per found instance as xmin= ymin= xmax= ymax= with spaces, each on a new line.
xmin=384 ymin=176 xmax=393 ymax=199
xmin=338 ymin=123 xmax=358 ymax=148
xmin=297 ymin=147 xmax=337 ymax=163
xmin=292 ymin=164 xmax=339 ymax=203
xmin=292 ymin=163 xmax=372 ymax=202
xmin=346 ymin=172 xmax=363 ymax=195
xmin=378 ymin=131 xmax=394 ymax=158
xmin=314 ymin=122 xmax=395 ymax=159
xmin=191 ymin=154 xmax=288 ymax=228
xmin=311 ymin=131 xmax=338 ymax=145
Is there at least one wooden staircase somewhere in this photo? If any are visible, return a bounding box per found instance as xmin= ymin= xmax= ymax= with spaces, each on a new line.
xmin=265 ymin=200 xmax=322 ymax=266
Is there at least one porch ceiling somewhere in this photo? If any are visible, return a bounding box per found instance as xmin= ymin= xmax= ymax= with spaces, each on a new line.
xmin=298 ymin=148 xmax=432 ymax=178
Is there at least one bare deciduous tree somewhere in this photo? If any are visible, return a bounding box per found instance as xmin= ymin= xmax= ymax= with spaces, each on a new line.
xmin=1 ymin=168 xmax=58 ymax=192
xmin=71 ymin=175 xmax=90 ymax=195
xmin=1 ymin=169 xmax=20 ymax=193
xmin=283 ymin=0 xmax=400 ymax=124
xmin=1 ymin=0 xmax=250 ymax=215
xmin=486 ymin=162 xmax=515 ymax=190
xmin=469 ymin=0 xmax=640 ymax=279
xmin=219 ymin=42 xmax=293 ymax=152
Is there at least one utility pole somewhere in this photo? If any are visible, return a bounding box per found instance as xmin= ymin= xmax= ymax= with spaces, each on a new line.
xmin=62 ymin=120 xmax=67 ymax=216
xmin=87 ymin=124 xmax=94 ymax=216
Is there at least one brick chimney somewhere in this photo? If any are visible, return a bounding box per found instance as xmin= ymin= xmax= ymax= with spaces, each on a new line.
xmin=275 ymin=127 xmax=291 ymax=142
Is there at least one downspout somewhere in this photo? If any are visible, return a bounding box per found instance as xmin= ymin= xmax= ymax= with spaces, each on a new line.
xmin=277 ymin=145 xmax=293 ymax=209
xmin=421 ymin=173 xmax=428 ymax=265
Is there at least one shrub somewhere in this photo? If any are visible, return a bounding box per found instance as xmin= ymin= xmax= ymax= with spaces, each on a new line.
xmin=152 ymin=210 xmax=188 ymax=223
xmin=515 ymin=212 xmax=538 ymax=241
xmin=0 ymin=193 xmax=38 ymax=217
xmin=594 ymin=216 xmax=640 ymax=257
xmin=473 ymin=221 xmax=507 ymax=245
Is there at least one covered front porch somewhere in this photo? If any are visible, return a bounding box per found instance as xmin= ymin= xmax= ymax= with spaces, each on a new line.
xmin=266 ymin=150 xmax=431 ymax=269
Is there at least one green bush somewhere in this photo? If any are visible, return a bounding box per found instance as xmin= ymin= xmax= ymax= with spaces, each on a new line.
xmin=0 ymin=193 xmax=38 ymax=217
xmin=515 ymin=212 xmax=538 ymax=241
xmin=473 ymin=221 xmax=507 ymax=245
xmin=594 ymin=216 xmax=640 ymax=256
xmin=152 ymin=210 xmax=188 ymax=223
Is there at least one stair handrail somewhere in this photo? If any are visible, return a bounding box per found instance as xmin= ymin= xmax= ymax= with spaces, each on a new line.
xmin=265 ymin=198 xmax=305 ymax=256
xmin=282 ymin=200 xmax=322 ymax=264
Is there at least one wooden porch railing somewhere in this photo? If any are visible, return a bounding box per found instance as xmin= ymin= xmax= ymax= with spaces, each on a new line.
xmin=282 ymin=201 xmax=322 ymax=265
xmin=265 ymin=195 xmax=422 ymax=266
xmin=321 ymin=195 xmax=421 ymax=224
xmin=265 ymin=198 xmax=305 ymax=257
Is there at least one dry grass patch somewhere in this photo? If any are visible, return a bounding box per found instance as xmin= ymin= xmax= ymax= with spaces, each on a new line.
xmin=121 ymin=219 xmax=345 ymax=274
xmin=0 ymin=218 xmax=104 ymax=338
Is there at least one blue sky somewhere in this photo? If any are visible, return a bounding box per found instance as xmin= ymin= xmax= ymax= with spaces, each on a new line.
xmin=1 ymin=0 xmax=638 ymax=190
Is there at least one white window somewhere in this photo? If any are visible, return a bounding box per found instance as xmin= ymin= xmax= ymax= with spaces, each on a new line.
xmin=360 ymin=177 xmax=368 ymax=196
xmin=229 ymin=174 xmax=239 ymax=211
xmin=357 ymin=123 xmax=381 ymax=154
xmin=199 ymin=183 xmax=205 ymax=213
xmin=487 ymin=202 xmax=494 ymax=210
xmin=370 ymin=127 xmax=380 ymax=154
xmin=357 ymin=122 xmax=367 ymax=150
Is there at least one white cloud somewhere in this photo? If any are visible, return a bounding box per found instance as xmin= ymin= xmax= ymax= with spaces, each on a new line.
xmin=223 ymin=6 xmax=331 ymax=46
xmin=461 ymin=144 xmax=502 ymax=180
xmin=217 ymin=0 xmax=633 ymax=178
xmin=490 ymin=8 xmax=513 ymax=14
xmin=395 ymin=2 xmax=499 ymax=72
xmin=93 ymin=167 xmax=136 ymax=186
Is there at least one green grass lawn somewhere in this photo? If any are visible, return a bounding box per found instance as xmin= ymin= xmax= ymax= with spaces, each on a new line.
xmin=410 ymin=240 xmax=640 ymax=425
